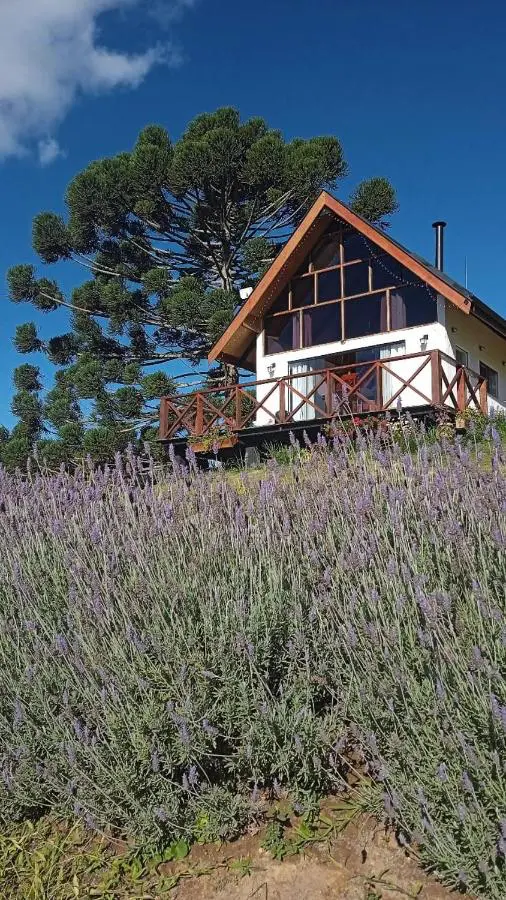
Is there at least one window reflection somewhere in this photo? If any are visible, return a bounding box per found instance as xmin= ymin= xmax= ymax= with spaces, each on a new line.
xmin=265 ymin=313 xmax=300 ymax=354
xmin=370 ymin=254 xmax=412 ymax=290
xmin=269 ymin=285 xmax=289 ymax=313
xmin=312 ymin=234 xmax=340 ymax=270
xmin=342 ymin=229 xmax=367 ymax=261
xmin=343 ymin=262 xmax=369 ymax=297
xmin=345 ymin=294 xmax=387 ymax=338
xmin=479 ymin=361 xmax=498 ymax=399
xmin=303 ymin=305 xmax=341 ymax=347
xmin=390 ymin=285 xmax=436 ymax=328
xmin=291 ymin=276 xmax=314 ymax=308
xmin=318 ymin=269 xmax=341 ymax=302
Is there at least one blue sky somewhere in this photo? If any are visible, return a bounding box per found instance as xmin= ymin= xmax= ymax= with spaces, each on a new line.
xmin=1 ymin=0 xmax=505 ymax=428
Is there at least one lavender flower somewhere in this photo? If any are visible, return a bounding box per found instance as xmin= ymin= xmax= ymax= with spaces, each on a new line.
xmin=436 ymin=762 xmax=448 ymax=783
xmin=187 ymin=765 xmax=199 ymax=787
xmin=0 ymin=421 xmax=504 ymax=880
xmin=55 ymin=634 xmax=69 ymax=654
xmin=457 ymin=802 xmax=467 ymax=823
xmin=13 ymin=699 xmax=23 ymax=728
xmin=461 ymin=771 xmax=474 ymax=793
xmin=202 ymin=718 xmax=218 ymax=737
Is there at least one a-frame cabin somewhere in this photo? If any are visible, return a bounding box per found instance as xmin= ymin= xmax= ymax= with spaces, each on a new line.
xmin=160 ymin=191 xmax=506 ymax=450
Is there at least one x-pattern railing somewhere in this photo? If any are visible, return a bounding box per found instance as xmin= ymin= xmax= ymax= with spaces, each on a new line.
xmin=159 ymin=350 xmax=488 ymax=440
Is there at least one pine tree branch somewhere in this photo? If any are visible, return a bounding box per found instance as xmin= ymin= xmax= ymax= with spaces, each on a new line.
xmin=71 ymin=253 xmax=124 ymax=278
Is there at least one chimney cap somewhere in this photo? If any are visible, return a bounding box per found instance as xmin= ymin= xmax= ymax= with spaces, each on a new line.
xmin=432 ymin=220 xmax=447 ymax=228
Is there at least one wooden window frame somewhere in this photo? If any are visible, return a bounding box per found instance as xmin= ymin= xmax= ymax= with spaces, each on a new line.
xmin=479 ymin=360 xmax=499 ymax=399
xmin=266 ymin=238 xmax=440 ymax=351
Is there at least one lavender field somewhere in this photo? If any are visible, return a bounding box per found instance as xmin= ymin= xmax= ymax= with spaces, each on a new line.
xmin=0 ymin=429 xmax=505 ymax=897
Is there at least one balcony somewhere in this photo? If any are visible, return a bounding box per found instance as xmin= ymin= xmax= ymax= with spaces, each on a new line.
xmin=159 ymin=350 xmax=488 ymax=444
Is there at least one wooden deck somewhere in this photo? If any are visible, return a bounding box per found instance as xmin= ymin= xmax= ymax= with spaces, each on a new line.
xmin=159 ymin=350 xmax=488 ymax=445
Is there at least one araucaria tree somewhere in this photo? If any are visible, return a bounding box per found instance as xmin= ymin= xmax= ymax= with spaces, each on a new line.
xmin=4 ymin=107 xmax=397 ymax=467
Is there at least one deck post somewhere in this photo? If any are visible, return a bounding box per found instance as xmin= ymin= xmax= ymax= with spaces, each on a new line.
xmin=325 ymin=369 xmax=333 ymax=415
xmin=278 ymin=379 xmax=286 ymax=423
xmin=457 ymin=367 xmax=466 ymax=412
xmin=430 ymin=350 xmax=442 ymax=406
xmin=234 ymin=385 xmax=242 ymax=429
xmin=195 ymin=393 xmax=204 ymax=436
xmin=376 ymin=360 xmax=383 ymax=410
xmin=479 ymin=379 xmax=488 ymax=415
xmin=159 ymin=397 xmax=168 ymax=440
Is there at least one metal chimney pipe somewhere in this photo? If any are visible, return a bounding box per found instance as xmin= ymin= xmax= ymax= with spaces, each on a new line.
xmin=432 ymin=220 xmax=447 ymax=271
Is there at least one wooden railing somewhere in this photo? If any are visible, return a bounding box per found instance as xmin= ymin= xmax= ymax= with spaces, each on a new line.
xmin=159 ymin=350 xmax=488 ymax=441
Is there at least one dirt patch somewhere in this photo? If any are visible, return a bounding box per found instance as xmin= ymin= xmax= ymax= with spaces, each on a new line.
xmin=170 ymin=817 xmax=451 ymax=900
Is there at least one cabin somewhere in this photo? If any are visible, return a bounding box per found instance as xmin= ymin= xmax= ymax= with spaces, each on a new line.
xmin=159 ymin=191 xmax=506 ymax=453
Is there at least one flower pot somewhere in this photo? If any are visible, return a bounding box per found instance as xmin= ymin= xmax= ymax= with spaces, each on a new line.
xmin=189 ymin=434 xmax=238 ymax=454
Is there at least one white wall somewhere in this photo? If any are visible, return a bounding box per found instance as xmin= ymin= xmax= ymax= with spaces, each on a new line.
xmin=254 ymin=320 xmax=449 ymax=426
xmin=443 ymin=304 xmax=506 ymax=413
xmin=250 ymin=303 xmax=506 ymax=425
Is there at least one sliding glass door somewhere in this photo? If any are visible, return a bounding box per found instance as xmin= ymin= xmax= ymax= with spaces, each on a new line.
xmin=380 ymin=341 xmax=406 ymax=406
xmin=288 ymin=359 xmax=325 ymax=421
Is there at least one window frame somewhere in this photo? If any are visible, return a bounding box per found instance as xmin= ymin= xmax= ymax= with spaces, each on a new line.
xmin=263 ymin=230 xmax=438 ymax=354
xmin=479 ymin=361 xmax=499 ymax=399
xmin=455 ymin=346 xmax=469 ymax=367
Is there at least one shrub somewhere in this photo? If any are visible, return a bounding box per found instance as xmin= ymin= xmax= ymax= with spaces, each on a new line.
xmin=0 ymin=430 xmax=505 ymax=896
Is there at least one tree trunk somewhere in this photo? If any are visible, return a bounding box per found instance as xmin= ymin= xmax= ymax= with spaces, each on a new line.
xmin=224 ymin=362 xmax=238 ymax=385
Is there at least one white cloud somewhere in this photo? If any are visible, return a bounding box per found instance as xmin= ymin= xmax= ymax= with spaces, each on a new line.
xmin=0 ymin=0 xmax=188 ymax=161
xmin=38 ymin=138 xmax=65 ymax=167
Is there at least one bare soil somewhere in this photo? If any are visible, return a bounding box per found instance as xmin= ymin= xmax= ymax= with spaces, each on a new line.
xmin=168 ymin=817 xmax=452 ymax=900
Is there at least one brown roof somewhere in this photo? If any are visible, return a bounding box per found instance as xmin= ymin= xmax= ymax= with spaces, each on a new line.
xmin=208 ymin=191 xmax=505 ymax=364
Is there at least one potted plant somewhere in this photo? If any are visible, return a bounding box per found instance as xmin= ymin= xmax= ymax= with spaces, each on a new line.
xmin=187 ymin=425 xmax=238 ymax=454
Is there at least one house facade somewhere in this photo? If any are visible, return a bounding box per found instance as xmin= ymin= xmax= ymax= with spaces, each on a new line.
xmin=160 ymin=192 xmax=506 ymax=445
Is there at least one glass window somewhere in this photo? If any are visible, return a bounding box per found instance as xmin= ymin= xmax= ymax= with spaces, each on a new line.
xmin=302 ymin=304 xmax=341 ymax=347
xmin=390 ymin=285 xmax=437 ymax=329
xmin=455 ymin=346 xmax=469 ymax=367
xmin=479 ymin=361 xmax=499 ymax=399
xmin=291 ymin=276 xmax=314 ymax=308
xmin=330 ymin=344 xmax=398 ymax=367
xmin=342 ymin=228 xmax=367 ymax=262
xmin=370 ymin=253 xmax=409 ymax=290
xmin=343 ymin=262 xmax=370 ymax=297
xmin=345 ymin=294 xmax=387 ymax=339
xmin=269 ymin=285 xmax=289 ymax=314
xmin=317 ymin=269 xmax=341 ymax=302
xmin=265 ymin=313 xmax=300 ymax=354
xmin=312 ymin=233 xmax=341 ymax=270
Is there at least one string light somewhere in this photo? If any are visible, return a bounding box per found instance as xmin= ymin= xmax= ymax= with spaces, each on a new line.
xmin=357 ymin=232 xmax=435 ymax=296
xmin=267 ymin=224 xmax=435 ymax=323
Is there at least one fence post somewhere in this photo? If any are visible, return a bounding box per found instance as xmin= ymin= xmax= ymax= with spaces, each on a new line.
xmin=430 ymin=350 xmax=442 ymax=406
xmin=195 ymin=394 xmax=204 ymax=436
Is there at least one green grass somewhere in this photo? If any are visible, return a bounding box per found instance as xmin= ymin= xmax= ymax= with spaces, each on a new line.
xmin=0 ymin=791 xmax=372 ymax=898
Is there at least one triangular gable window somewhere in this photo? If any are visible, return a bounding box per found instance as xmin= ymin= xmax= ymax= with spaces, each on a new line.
xmin=264 ymin=218 xmax=438 ymax=354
